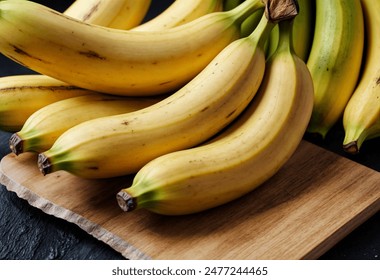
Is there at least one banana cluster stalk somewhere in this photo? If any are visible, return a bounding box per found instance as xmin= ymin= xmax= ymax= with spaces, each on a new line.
xmin=117 ymin=18 xmax=314 ymax=215
xmin=342 ymin=0 xmax=380 ymax=154
xmin=9 ymin=94 xmax=163 ymax=155
xmin=64 ymin=0 xmax=151 ymax=29
xmin=132 ymin=0 xmax=223 ymax=31
xmin=0 ymin=0 xmax=264 ymax=96
xmin=37 ymin=12 xmax=276 ymax=179
xmin=306 ymin=0 xmax=364 ymax=138
xmin=0 ymin=0 xmax=156 ymax=132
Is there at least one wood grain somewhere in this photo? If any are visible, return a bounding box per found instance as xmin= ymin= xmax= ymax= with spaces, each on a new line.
xmin=1 ymin=140 xmax=379 ymax=260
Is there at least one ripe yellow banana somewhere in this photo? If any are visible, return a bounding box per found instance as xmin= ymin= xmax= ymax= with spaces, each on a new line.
xmin=0 ymin=75 xmax=95 ymax=132
xmin=0 ymin=0 xmax=264 ymax=96
xmin=37 ymin=12 xmax=276 ymax=179
xmin=266 ymin=0 xmax=315 ymax=61
xmin=116 ymin=18 xmax=314 ymax=216
xmin=132 ymin=0 xmax=223 ymax=31
xmin=64 ymin=0 xmax=151 ymax=29
xmin=9 ymin=94 xmax=162 ymax=155
xmin=342 ymin=0 xmax=380 ymax=154
xmin=306 ymin=0 xmax=364 ymax=138
xmin=0 ymin=0 xmax=154 ymax=133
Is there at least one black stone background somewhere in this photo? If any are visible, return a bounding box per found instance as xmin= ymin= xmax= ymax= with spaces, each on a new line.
xmin=0 ymin=0 xmax=378 ymax=260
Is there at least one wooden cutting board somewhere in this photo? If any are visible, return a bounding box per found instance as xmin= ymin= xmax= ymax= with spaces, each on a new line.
xmin=0 ymin=140 xmax=379 ymax=260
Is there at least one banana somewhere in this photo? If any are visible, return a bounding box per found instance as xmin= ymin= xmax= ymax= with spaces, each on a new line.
xmin=0 ymin=0 xmax=264 ymax=96
xmin=0 ymin=0 xmax=154 ymax=133
xmin=64 ymin=0 xmax=151 ymax=29
xmin=0 ymin=75 xmax=96 ymax=132
xmin=132 ymin=0 xmax=223 ymax=31
xmin=342 ymin=0 xmax=380 ymax=154
xmin=37 ymin=11 xmax=276 ymax=179
xmin=116 ymin=17 xmax=314 ymax=216
xmin=266 ymin=0 xmax=315 ymax=61
xmin=306 ymin=0 xmax=364 ymax=138
xmin=9 ymin=94 xmax=162 ymax=155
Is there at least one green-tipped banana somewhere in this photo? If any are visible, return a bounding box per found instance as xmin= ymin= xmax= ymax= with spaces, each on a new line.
xmin=306 ymin=0 xmax=364 ymax=138
xmin=37 ymin=11 xmax=276 ymax=179
xmin=116 ymin=15 xmax=314 ymax=215
xmin=0 ymin=0 xmax=264 ymax=96
xmin=342 ymin=0 xmax=380 ymax=154
xmin=9 ymin=94 xmax=162 ymax=155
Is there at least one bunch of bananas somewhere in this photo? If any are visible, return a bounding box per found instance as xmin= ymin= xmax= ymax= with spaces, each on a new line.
xmin=0 ymin=0 xmax=377 ymax=215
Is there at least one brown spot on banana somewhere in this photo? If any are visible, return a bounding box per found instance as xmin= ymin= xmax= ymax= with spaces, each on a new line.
xmin=0 ymin=85 xmax=82 ymax=92
xmin=11 ymin=45 xmax=50 ymax=64
xmin=226 ymin=109 xmax=237 ymax=119
xmin=82 ymin=1 xmax=101 ymax=21
xmin=78 ymin=50 xmax=106 ymax=60
xmin=159 ymin=81 xmax=173 ymax=86
xmin=200 ymin=106 xmax=210 ymax=112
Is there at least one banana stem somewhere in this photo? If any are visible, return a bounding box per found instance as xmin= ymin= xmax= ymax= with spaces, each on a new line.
xmin=228 ymin=0 xmax=265 ymax=25
xmin=117 ymin=191 xmax=137 ymax=212
xmin=276 ymin=19 xmax=295 ymax=54
xmin=264 ymin=0 xmax=299 ymax=22
xmin=247 ymin=12 xmax=275 ymax=49
xmin=38 ymin=153 xmax=53 ymax=176
xmin=9 ymin=133 xmax=23 ymax=156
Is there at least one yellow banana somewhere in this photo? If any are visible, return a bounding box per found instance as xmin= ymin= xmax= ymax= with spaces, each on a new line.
xmin=342 ymin=0 xmax=380 ymax=154
xmin=0 ymin=75 xmax=95 ymax=132
xmin=64 ymin=0 xmax=151 ymax=29
xmin=116 ymin=17 xmax=314 ymax=216
xmin=132 ymin=0 xmax=223 ymax=31
xmin=0 ymin=0 xmax=264 ymax=96
xmin=306 ymin=0 xmax=364 ymax=138
xmin=9 ymin=94 xmax=162 ymax=155
xmin=37 ymin=12 xmax=276 ymax=179
xmin=266 ymin=0 xmax=315 ymax=61
xmin=0 ymin=0 xmax=154 ymax=133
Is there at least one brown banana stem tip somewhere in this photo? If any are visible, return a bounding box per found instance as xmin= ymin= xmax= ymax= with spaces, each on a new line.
xmin=116 ymin=190 xmax=137 ymax=212
xmin=343 ymin=141 xmax=359 ymax=155
xmin=9 ymin=133 xmax=24 ymax=155
xmin=264 ymin=0 xmax=299 ymax=22
xmin=37 ymin=153 xmax=52 ymax=176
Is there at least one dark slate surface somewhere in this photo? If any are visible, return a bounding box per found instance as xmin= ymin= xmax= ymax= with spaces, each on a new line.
xmin=0 ymin=0 xmax=379 ymax=260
